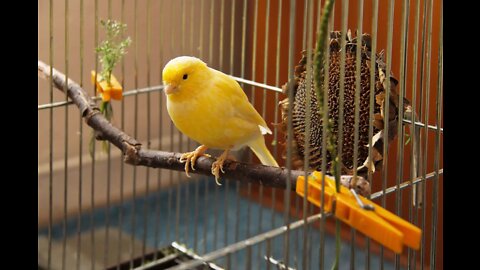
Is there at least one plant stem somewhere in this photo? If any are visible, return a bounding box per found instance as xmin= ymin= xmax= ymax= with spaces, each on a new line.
xmin=313 ymin=1 xmax=340 ymax=270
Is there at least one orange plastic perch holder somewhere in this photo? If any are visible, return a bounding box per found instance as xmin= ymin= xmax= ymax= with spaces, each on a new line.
xmin=91 ymin=71 xmax=123 ymax=101
xmin=296 ymin=171 xmax=421 ymax=254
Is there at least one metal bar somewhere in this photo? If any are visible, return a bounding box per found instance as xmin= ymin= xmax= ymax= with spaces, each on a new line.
xmin=351 ymin=1 xmax=365 ymax=268
xmin=246 ymin=1 xmax=260 ymax=267
xmin=76 ymin=1 xmax=84 ymax=268
xmin=169 ymin=213 xmax=328 ymax=270
xmin=302 ymin=1 xmax=314 ymax=269
xmin=284 ymin=0 xmax=296 ymax=267
xmin=394 ymin=0 xmax=409 ymax=269
xmin=272 ymin=0 xmax=283 ymax=235
xmin=225 ymin=0 xmax=236 ymax=256
xmin=371 ymin=169 xmax=443 ymax=200
xmin=259 ymin=0 xmax=271 ymax=268
xmin=62 ymin=0 xmax=69 ymax=268
xmin=403 ymin=119 xmax=443 ymax=132
xmin=420 ymin=0 xmax=432 ymax=267
xmin=154 ymin=0 xmax=165 ymax=261
xmin=117 ymin=1 xmax=126 ymax=268
xmin=38 ymin=79 xmax=285 ymax=110
xmin=130 ymin=0 xmax=139 ymax=267
xmin=295 ymin=1 xmax=310 ymax=267
xmin=91 ymin=1 xmax=99 ymax=268
xmin=175 ymin=0 xmax=184 ymax=245
xmin=193 ymin=0 xmax=204 ymax=253
xmin=235 ymin=3 xmax=248 ymax=264
xmin=409 ymin=0 xmax=422 ymax=265
xmin=47 ymin=0 xmax=54 ymax=268
xmin=219 ymin=0 xmax=225 ymax=70
xmin=167 ymin=0 xmax=174 ymax=246
xmin=422 ymin=0 xmax=434 ymax=268
xmin=430 ymin=3 xmax=443 ymax=268
xmin=104 ymin=4 xmax=113 ymax=269
xmin=266 ymin=238 xmax=272 ymax=270
xmin=380 ymin=0 xmax=395 ymax=268
xmin=141 ymin=0 xmax=153 ymax=265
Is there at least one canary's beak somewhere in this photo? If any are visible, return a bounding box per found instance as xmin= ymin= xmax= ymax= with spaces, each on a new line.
xmin=164 ymin=84 xmax=178 ymax=95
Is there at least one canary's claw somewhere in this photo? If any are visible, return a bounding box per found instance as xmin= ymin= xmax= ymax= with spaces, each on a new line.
xmin=210 ymin=149 xmax=230 ymax=186
xmin=179 ymin=145 xmax=208 ymax=178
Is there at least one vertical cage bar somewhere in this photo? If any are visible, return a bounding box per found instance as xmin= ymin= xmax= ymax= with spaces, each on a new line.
xmin=380 ymin=0 xmax=395 ymax=268
xmin=266 ymin=238 xmax=272 ymax=270
xmin=130 ymin=0 xmax=139 ymax=268
xmin=154 ymin=0 xmax=165 ymax=258
xmin=430 ymin=3 xmax=442 ymax=268
xmin=421 ymin=0 xmax=434 ymax=268
xmin=302 ymin=0 xmax=314 ymax=269
xmin=394 ymin=0 xmax=410 ymax=268
xmin=76 ymin=1 xmax=84 ymax=268
xmin=104 ymin=2 xmax=113 ymax=269
xmin=224 ymin=0 xmax=236 ymax=254
xmin=204 ymin=0 xmax=215 ymax=254
xmin=91 ymin=1 xmax=99 ymax=268
xmin=234 ymin=0 xmax=248 ymax=264
xmin=142 ymin=0 xmax=152 ymax=265
xmin=351 ymin=0 xmax=365 ymax=268
xmin=295 ymin=1 xmax=310 ymax=268
xmin=338 ymin=2 xmax=349 ymax=268
xmin=193 ymin=0 xmax=204 ymax=253
xmin=175 ymin=0 xmax=185 ymax=245
xmin=62 ymin=0 xmax=69 ymax=269
xmin=117 ymin=1 xmax=126 ymax=268
xmin=183 ymin=0 xmax=193 ymax=248
xmin=47 ymin=0 xmax=54 ymax=268
xmin=246 ymin=1 xmax=260 ymax=266
xmin=366 ymin=0 xmax=379 ymax=268
xmin=258 ymin=0 xmax=271 ymax=268
xmin=272 ymin=0 xmax=283 ymax=233
xmin=284 ymin=0 xmax=296 ymax=267
xmin=166 ymin=0 xmax=174 ymax=246
xmin=409 ymin=0 xmax=422 ymax=266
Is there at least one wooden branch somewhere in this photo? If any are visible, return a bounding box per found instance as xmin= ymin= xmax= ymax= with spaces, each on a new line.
xmin=38 ymin=60 xmax=370 ymax=194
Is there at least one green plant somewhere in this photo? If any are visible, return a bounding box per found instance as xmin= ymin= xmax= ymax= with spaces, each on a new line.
xmin=96 ymin=20 xmax=131 ymax=85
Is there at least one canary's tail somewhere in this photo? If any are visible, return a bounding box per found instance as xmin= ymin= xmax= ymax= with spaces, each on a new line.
xmin=247 ymin=135 xmax=279 ymax=167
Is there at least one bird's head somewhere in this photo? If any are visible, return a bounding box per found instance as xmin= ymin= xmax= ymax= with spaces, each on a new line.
xmin=162 ymin=56 xmax=210 ymax=99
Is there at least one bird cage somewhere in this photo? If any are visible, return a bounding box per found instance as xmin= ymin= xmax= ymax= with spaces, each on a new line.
xmin=38 ymin=0 xmax=443 ymax=269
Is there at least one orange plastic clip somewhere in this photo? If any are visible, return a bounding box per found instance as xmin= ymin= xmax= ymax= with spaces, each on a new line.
xmin=91 ymin=71 xmax=123 ymax=102
xmin=296 ymin=171 xmax=421 ymax=254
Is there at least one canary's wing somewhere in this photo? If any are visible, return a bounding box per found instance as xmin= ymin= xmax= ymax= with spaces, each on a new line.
xmin=210 ymin=68 xmax=271 ymax=135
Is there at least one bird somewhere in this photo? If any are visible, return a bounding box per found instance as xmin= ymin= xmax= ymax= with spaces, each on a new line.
xmin=162 ymin=56 xmax=279 ymax=185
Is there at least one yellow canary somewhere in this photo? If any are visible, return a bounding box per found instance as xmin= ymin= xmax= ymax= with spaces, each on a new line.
xmin=162 ymin=56 xmax=278 ymax=185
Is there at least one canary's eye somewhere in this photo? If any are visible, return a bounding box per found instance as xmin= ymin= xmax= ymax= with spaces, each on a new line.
xmin=183 ymin=74 xmax=188 ymax=80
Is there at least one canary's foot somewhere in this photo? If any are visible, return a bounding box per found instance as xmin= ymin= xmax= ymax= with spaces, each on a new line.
xmin=211 ymin=149 xmax=230 ymax=186
xmin=179 ymin=145 xmax=208 ymax=177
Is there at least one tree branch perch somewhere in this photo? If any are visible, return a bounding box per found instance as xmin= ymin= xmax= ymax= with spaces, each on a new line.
xmin=38 ymin=60 xmax=369 ymax=193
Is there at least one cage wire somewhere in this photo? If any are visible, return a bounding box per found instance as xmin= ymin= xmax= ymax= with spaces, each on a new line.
xmin=38 ymin=0 xmax=443 ymax=269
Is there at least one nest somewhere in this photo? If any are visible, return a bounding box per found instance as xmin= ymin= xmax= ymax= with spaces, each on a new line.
xmin=279 ymin=30 xmax=411 ymax=177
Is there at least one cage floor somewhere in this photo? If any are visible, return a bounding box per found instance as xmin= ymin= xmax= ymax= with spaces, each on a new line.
xmin=39 ymin=177 xmax=398 ymax=269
